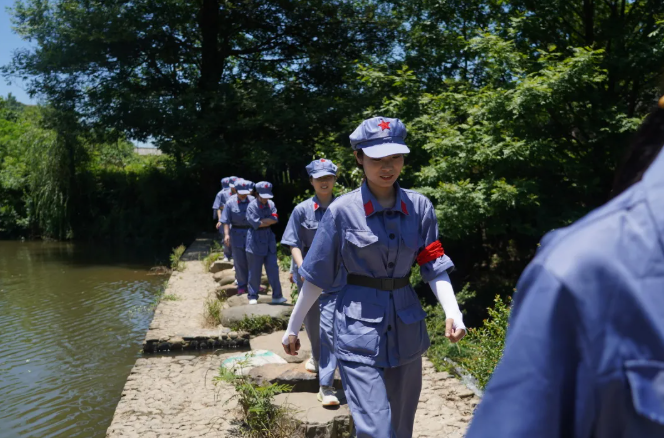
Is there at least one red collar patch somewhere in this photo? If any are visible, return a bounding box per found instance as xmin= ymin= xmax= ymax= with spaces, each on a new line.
xmin=401 ymin=200 xmax=409 ymax=215
xmin=364 ymin=201 xmax=375 ymax=216
xmin=378 ymin=120 xmax=390 ymax=131
xmin=313 ymin=202 xmax=319 ymax=211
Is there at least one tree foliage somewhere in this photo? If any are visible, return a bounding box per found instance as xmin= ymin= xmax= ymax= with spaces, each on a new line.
xmin=4 ymin=0 xmax=664 ymax=322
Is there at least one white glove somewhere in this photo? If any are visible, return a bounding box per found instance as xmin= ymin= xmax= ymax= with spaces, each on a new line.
xmin=282 ymin=280 xmax=323 ymax=345
xmin=429 ymin=271 xmax=466 ymax=331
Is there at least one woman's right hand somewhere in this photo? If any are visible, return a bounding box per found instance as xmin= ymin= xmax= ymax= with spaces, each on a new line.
xmin=224 ymin=235 xmax=230 ymax=247
xmin=281 ymin=334 xmax=301 ymax=356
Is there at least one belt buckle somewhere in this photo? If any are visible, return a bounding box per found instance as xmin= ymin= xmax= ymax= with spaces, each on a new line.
xmin=381 ymin=278 xmax=394 ymax=291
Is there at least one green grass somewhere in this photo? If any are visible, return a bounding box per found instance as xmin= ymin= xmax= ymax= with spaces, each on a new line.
xmin=215 ymin=354 xmax=300 ymax=438
xmin=204 ymin=291 xmax=225 ymax=327
xmin=170 ymin=244 xmax=186 ymax=272
xmin=162 ymin=293 xmax=179 ymax=301
xmin=230 ymin=315 xmax=288 ymax=336
xmin=203 ymin=251 xmax=222 ymax=272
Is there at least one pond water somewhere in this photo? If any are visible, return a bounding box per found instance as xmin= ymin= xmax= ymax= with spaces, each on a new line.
xmin=0 ymin=240 xmax=167 ymax=438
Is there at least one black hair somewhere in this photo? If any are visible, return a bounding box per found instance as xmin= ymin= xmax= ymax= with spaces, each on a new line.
xmin=355 ymin=149 xmax=364 ymax=170
xmin=611 ymin=104 xmax=664 ymax=197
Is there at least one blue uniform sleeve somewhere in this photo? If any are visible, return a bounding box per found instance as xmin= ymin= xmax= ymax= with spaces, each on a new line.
xmin=220 ymin=200 xmax=232 ymax=224
xmin=299 ymin=208 xmax=341 ymax=290
xmin=419 ymin=202 xmax=454 ymax=283
xmin=213 ymin=191 xmax=222 ymax=210
xmin=270 ymin=201 xmax=278 ymax=224
xmin=281 ymin=206 xmax=302 ymax=248
xmin=466 ymin=263 xmax=582 ymax=438
xmin=245 ymin=201 xmax=261 ymax=230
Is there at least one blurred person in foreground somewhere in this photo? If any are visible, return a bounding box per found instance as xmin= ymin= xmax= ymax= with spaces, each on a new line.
xmin=466 ymin=99 xmax=664 ymax=438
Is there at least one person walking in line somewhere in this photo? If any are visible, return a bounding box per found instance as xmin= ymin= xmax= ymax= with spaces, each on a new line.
xmin=245 ymin=181 xmax=287 ymax=305
xmin=281 ymin=158 xmax=344 ymax=406
xmin=465 ymin=101 xmax=664 ymax=438
xmin=214 ymin=177 xmax=233 ymax=261
xmin=221 ymin=179 xmax=254 ymax=295
xmin=280 ymin=117 xmax=466 ymax=437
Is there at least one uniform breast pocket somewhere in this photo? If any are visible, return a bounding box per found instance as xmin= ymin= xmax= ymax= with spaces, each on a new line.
xmin=336 ymin=290 xmax=386 ymax=357
xmin=300 ymin=219 xmax=318 ymax=247
xmin=625 ymin=360 xmax=664 ymax=432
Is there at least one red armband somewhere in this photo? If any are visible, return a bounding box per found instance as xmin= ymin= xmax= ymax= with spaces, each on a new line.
xmin=416 ymin=241 xmax=444 ymax=266
xmin=271 ymin=213 xmax=278 ymax=218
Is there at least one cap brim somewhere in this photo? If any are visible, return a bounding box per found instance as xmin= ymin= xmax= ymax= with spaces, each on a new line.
xmin=361 ymin=143 xmax=410 ymax=159
xmin=259 ymin=193 xmax=274 ymax=199
xmin=311 ymin=171 xmax=336 ymax=178
xmin=237 ymin=189 xmax=251 ymax=195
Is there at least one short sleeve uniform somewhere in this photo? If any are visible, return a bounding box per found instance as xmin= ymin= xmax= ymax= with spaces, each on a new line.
xmin=246 ymin=199 xmax=278 ymax=256
xmin=299 ymin=182 xmax=454 ymax=368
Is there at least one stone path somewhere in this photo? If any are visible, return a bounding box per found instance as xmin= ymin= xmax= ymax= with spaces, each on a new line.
xmin=107 ymin=236 xmax=480 ymax=438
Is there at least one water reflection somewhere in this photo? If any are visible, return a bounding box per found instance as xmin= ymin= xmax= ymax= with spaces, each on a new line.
xmin=0 ymin=240 xmax=166 ymax=438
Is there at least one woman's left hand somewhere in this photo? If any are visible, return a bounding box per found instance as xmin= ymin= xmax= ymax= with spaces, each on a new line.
xmin=445 ymin=318 xmax=466 ymax=343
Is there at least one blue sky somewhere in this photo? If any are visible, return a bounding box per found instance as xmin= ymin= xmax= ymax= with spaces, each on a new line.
xmin=1 ymin=0 xmax=37 ymax=105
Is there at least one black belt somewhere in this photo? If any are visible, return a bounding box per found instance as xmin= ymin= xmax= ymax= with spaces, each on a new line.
xmin=347 ymin=273 xmax=410 ymax=291
xmin=232 ymin=225 xmax=250 ymax=229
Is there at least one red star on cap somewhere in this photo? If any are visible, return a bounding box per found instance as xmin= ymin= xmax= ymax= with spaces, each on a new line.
xmin=320 ymin=159 xmax=326 ymax=162
xmin=378 ymin=120 xmax=390 ymax=131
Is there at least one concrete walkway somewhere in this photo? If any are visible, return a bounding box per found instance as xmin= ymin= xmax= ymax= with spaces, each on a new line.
xmin=106 ymin=236 xmax=480 ymax=437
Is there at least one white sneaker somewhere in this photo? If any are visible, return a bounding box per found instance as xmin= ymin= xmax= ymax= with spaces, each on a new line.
xmin=249 ymin=299 xmax=258 ymax=305
xmin=271 ymin=296 xmax=287 ymax=304
xmin=305 ymin=356 xmax=319 ymax=373
xmin=317 ymin=386 xmax=340 ymax=406
xmin=222 ymin=257 xmax=230 ymax=262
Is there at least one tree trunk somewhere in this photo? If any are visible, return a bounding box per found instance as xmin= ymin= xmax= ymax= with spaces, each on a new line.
xmin=583 ymin=0 xmax=595 ymax=46
xmin=198 ymin=0 xmax=222 ymax=94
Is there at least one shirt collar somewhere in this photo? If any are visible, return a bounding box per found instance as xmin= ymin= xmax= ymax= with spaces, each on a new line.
xmin=312 ymin=194 xmax=335 ymax=211
xmin=360 ymin=181 xmax=410 ymax=217
xmin=643 ymin=149 xmax=664 ymax=245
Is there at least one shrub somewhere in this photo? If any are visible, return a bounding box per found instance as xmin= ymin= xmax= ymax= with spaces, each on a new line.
xmin=426 ymin=294 xmax=511 ymax=388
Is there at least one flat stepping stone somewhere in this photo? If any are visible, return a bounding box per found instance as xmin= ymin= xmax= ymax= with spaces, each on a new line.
xmin=217 ymin=284 xmax=239 ymax=298
xmin=247 ymin=362 xmax=343 ymax=393
xmin=226 ymin=294 xmax=274 ymax=307
xmin=250 ymin=330 xmax=311 ymax=364
xmin=273 ymin=392 xmax=353 ymax=438
xmin=220 ymin=303 xmax=292 ymax=327
xmin=210 ymin=260 xmax=234 ymax=273
xmin=213 ymin=271 xmax=235 ymax=285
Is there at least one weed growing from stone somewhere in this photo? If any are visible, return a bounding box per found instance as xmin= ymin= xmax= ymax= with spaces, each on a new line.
xmin=170 ymin=245 xmax=186 ymax=271
xmin=204 ymin=291 xmax=225 ymax=327
xmin=231 ymin=315 xmax=287 ymax=336
xmin=203 ymin=251 xmax=222 ymax=272
xmin=162 ymin=293 xmax=179 ymax=301
xmin=210 ymin=240 xmax=224 ymax=253
xmin=215 ymin=355 xmax=301 ymax=438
